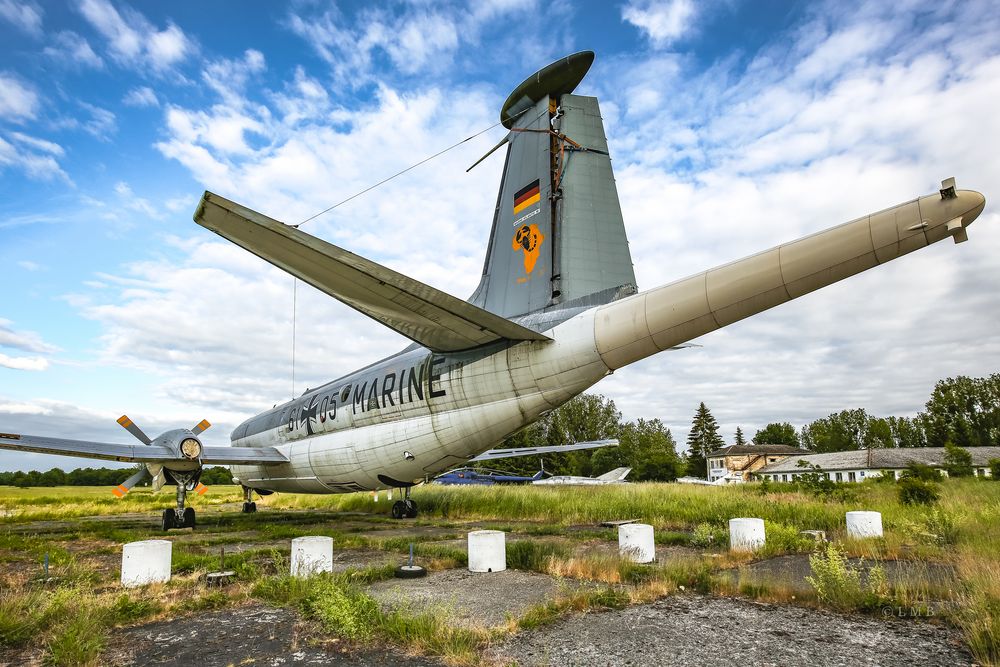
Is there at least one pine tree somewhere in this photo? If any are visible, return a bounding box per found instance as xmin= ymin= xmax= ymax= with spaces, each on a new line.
xmin=734 ymin=426 xmax=746 ymax=447
xmin=686 ymin=402 xmax=725 ymax=478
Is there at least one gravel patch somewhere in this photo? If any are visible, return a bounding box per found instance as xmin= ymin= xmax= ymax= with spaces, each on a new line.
xmin=106 ymin=604 xmax=445 ymax=666
xmin=493 ymin=594 xmax=973 ymax=666
xmin=368 ymin=568 xmax=582 ymax=628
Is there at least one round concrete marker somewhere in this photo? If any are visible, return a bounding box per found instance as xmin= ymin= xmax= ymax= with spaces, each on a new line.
xmin=846 ymin=511 xmax=883 ymax=538
xmin=468 ymin=530 xmax=506 ymax=573
xmin=729 ymin=518 xmax=766 ymax=552
xmin=619 ymin=523 xmax=655 ymax=563
xmin=291 ymin=536 xmax=334 ymax=577
xmin=121 ymin=539 xmax=172 ymax=588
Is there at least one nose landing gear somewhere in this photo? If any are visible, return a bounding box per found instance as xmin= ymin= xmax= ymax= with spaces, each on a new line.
xmin=161 ymin=473 xmax=197 ymax=530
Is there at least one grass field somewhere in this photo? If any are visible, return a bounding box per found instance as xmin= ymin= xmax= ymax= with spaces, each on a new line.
xmin=0 ymin=479 xmax=997 ymax=665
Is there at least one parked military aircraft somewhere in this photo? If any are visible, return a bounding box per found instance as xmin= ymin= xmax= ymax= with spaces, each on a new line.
xmin=0 ymin=51 xmax=987 ymax=531
xmin=433 ymin=439 xmax=619 ymax=485
xmin=532 ymin=467 xmax=632 ymax=486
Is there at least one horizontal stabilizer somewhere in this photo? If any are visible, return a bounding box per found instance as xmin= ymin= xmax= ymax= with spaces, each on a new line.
xmin=0 ymin=432 xmax=288 ymax=466
xmin=596 ymin=466 xmax=632 ymax=482
xmin=194 ymin=192 xmax=551 ymax=353
xmin=470 ymin=439 xmax=619 ymax=462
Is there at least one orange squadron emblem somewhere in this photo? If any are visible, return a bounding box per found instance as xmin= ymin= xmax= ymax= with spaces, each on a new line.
xmin=512 ymin=223 xmax=544 ymax=281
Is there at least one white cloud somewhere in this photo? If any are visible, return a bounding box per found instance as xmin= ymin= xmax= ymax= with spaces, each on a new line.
xmin=0 ymin=318 xmax=59 ymax=354
xmin=16 ymin=260 xmax=43 ymax=272
xmin=113 ymin=181 xmax=160 ymax=219
xmin=8 ymin=131 xmax=64 ymax=156
xmin=622 ymin=0 xmax=697 ymax=48
xmin=54 ymin=102 xmax=117 ymax=140
xmin=0 ymin=353 xmax=49 ymax=371
xmin=122 ymin=86 xmax=158 ymax=107
xmin=76 ymin=0 xmax=193 ymax=73
xmin=0 ymin=72 xmax=39 ymax=121
xmin=0 ymin=135 xmax=69 ymax=181
xmin=287 ymin=1 xmax=533 ymax=82
xmin=203 ymin=49 xmax=266 ymax=105
xmin=43 ymin=31 xmax=104 ymax=69
xmin=0 ymin=0 xmax=42 ymax=37
xmin=0 ymin=319 xmax=58 ymax=371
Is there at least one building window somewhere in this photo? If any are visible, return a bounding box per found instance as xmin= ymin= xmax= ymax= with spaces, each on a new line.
xmin=848 ymin=471 xmax=856 ymax=482
xmin=782 ymin=474 xmax=788 ymax=482
xmin=835 ymin=472 xmax=842 ymax=482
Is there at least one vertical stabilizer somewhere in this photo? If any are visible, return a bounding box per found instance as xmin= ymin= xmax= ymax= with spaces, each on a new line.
xmin=469 ymin=52 xmax=637 ymax=320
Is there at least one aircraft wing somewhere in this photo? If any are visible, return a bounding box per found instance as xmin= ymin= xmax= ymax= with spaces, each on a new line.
xmin=469 ymin=439 xmax=619 ymax=461
xmin=194 ymin=192 xmax=552 ymax=353
xmin=0 ymin=432 xmax=288 ymax=466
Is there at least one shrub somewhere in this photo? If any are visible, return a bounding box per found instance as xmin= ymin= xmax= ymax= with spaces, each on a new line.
xmin=795 ymin=461 xmax=836 ymax=497
xmin=806 ymin=543 xmax=889 ymax=611
xmin=944 ymin=442 xmax=974 ymax=477
xmin=988 ymin=458 xmax=1000 ymax=481
xmin=898 ymin=477 xmax=940 ymax=505
xmin=305 ymin=578 xmax=380 ymax=641
xmin=690 ymin=522 xmax=722 ymax=548
xmin=899 ymin=463 xmax=941 ymax=482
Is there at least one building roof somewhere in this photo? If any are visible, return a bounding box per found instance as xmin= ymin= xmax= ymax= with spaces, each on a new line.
xmin=756 ymin=447 xmax=1000 ymax=474
xmin=707 ymin=444 xmax=806 ymax=457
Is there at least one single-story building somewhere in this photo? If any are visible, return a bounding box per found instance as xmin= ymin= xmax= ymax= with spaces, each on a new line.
xmin=706 ymin=444 xmax=808 ymax=483
xmin=755 ymin=446 xmax=1000 ymax=483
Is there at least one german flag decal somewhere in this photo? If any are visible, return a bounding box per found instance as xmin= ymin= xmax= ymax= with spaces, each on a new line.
xmin=513 ymin=179 xmax=541 ymax=216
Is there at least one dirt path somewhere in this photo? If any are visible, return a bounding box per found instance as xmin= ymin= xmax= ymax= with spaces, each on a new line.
xmin=492 ymin=594 xmax=973 ymax=666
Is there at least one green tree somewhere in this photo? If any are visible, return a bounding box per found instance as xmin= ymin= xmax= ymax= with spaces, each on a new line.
xmin=753 ymin=422 xmax=799 ymax=447
xmin=888 ymin=416 xmax=927 ymax=448
xmin=686 ymin=402 xmax=724 ymax=478
xmin=921 ymin=374 xmax=1000 ymax=447
xmin=800 ymin=409 xmax=892 ymax=452
xmin=617 ymin=418 xmax=684 ymax=481
xmin=734 ymin=426 xmax=746 ymax=447
xmin=943 ymin=441 xmax=974 ymax=477
xmin=486 ymin=393 xmax=623 ymax=476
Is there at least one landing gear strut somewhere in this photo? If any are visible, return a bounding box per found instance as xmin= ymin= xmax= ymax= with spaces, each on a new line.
xmin=161 ymin=472 xmax=197 ymax=530
xmin=241 ymin=486 xmax=257 ymax=514
xmin=391 ymin=487 xmax=417 ymax=519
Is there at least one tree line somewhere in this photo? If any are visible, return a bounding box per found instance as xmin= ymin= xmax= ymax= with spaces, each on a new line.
xmin=0 ymin=466 xmax=234 ymax=488
xmin=683 ymin=373 xmax=1000 ymax=477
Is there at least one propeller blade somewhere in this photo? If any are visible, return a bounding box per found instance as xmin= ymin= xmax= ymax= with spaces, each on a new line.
xmin=112 ymin=468 xmax=149 ymax=498
xmin=194 ymin=482 xmax=208 ymax=496
xmin=117 ymin=415 xmax=152 ymax=445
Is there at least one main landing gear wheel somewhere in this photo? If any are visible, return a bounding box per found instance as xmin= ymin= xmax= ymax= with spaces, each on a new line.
xmin=183 ymin=507 xmax=196 ymax=528
xmin=391 ymin=501 xmax=406 ymax=519
xmin=242 ymin=501 xmax=257 ymax=513
xmin=404 ymin=498 xmax=418 ymax=518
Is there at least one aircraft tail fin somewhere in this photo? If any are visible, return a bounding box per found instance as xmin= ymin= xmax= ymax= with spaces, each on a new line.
xmin=468 ymin=52 xmax=637 ymax=319
xmin=597 ymin=466 xmax=632 ymax=482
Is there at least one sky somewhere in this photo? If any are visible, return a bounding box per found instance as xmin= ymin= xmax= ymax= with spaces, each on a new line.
xmin=1 ymin=0 xmax=999 ymax=472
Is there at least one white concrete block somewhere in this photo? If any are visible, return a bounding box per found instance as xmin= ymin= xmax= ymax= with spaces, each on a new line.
xmin=468 ymin=530 xmax=506 ymax=573
xmin=846 ymin=511 xmax=883 ymax=538
xmin=618 ymin=523 xmax=655 ymax=563
xmin=291 ymin=536 xmax=334 ymax=577
xmin=729 ymin=518 xmax=766 ymax=552
xmin=121 ymin=539 xmax=172 ymax=588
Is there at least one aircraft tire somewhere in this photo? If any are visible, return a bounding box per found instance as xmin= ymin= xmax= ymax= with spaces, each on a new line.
xmin=242 ymin=501 xmax=257 ymax=514
xmin=161 ymin=509 xmax=175 ymax=531
xmin=391 ymin=501 xmax=406 ymax=519
xmin=183 ymin=507 xmax=196 ymax=528
xmin=394 ymin=564 xmax=426 ymax=579
xmin=404 ymin=499 xmax=418 ymax=518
